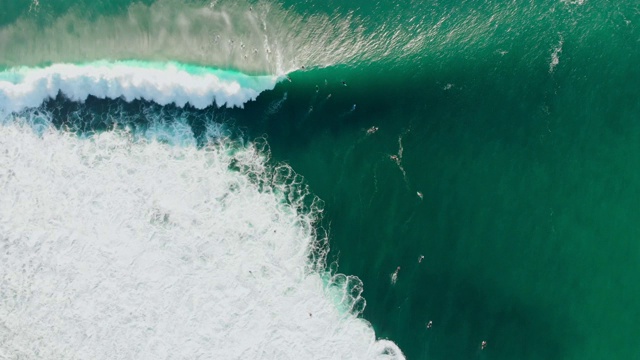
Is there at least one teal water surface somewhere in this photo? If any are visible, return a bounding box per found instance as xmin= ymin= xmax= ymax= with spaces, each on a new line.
xmin=2 ymin=0 xmax=640 ymax=359
xmin=236 ymin=2 xmax=640 ymax=358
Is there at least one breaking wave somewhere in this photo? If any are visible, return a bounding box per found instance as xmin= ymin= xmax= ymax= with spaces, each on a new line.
xmin=0 ymin=61 xmax=279 ymax=113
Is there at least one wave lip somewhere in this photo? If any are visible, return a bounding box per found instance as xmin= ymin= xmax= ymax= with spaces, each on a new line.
xmin=0 ymin=61 xmax=279 ymax=113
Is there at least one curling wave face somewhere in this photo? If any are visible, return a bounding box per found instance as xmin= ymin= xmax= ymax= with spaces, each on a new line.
xmin=0 ymin=61 xmax=279 ymax=113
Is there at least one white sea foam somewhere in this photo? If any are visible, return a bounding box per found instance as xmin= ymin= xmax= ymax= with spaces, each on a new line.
xmin=0 ymin=112 xmax=404 ymax=359
xmin=0 ymin=62 xmax=279 ymax=113
xmin=560 ymin=0 xmax=586 ymax=5
xmin=549 ymin=36 xmax=563 ymax=73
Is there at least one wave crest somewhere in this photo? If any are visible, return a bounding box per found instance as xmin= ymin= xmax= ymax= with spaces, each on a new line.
xmin=0 ymin=61 xmax=279 ymax=113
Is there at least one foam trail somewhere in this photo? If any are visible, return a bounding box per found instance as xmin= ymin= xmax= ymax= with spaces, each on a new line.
xmin=0 ymin=112 xmax=405 ymax=360
xmin=0 ymin=61 xmax=279 ymax=113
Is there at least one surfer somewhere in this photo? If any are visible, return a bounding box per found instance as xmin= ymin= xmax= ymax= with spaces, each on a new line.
xmin=367 ymin=126 xmax=378 ymax=135
xmin=417 ymin=191 xmax=423 ymax=200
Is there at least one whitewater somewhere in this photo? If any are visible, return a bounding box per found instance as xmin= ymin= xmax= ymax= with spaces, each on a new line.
xmin=0 ymin=61 xmax=280 ymax=113
xmin=0 ymin=64 xmax=404 ymax=359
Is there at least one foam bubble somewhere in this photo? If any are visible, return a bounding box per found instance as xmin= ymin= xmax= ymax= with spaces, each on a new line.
xmin=0 ymin=111 xmax=404 ymax=359
xmin=0 ymin=61 xmax=279 ymax=113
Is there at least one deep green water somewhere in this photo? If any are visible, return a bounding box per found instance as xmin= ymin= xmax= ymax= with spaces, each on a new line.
xmin=2 ymin=0 xmax=640 ymax=359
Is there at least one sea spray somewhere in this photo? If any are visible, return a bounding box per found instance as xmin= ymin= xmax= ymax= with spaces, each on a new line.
xmin=0 ymin=0 xmax=429 ymax=74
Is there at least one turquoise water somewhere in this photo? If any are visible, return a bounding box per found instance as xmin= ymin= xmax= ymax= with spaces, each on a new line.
xmin=1 ymin=0 xmax=640 ymax=359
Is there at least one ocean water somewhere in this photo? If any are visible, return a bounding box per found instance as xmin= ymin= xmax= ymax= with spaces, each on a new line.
xmin=1 ymin=1 xmax=639 ymax=359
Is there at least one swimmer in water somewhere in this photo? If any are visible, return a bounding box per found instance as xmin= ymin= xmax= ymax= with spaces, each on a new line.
xmin=418 ymin=255 xmax=424 ymax=263
xmin=351 ymin=104 xmax=357 ymax=111
xmin=326 ymin=94 xmax=332 ymax=99
xmin=342 ymin=81 xmax=347 ymax=86
xmin=481 ymin=341 xmax=487 ymax=350
xmin=367 ymin=126 xmax=378 ymax=135
xmin=427 ymin=320 xmax=432 ymax=329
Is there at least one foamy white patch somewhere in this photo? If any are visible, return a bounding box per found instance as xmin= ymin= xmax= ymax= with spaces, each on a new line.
xmin=549 ymin=36 xmax=563 ymax=73
xmin=0 ymin=62 xmax=279 ymax=113
xmin=0 ymin=114 xmax=404 ymax=360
